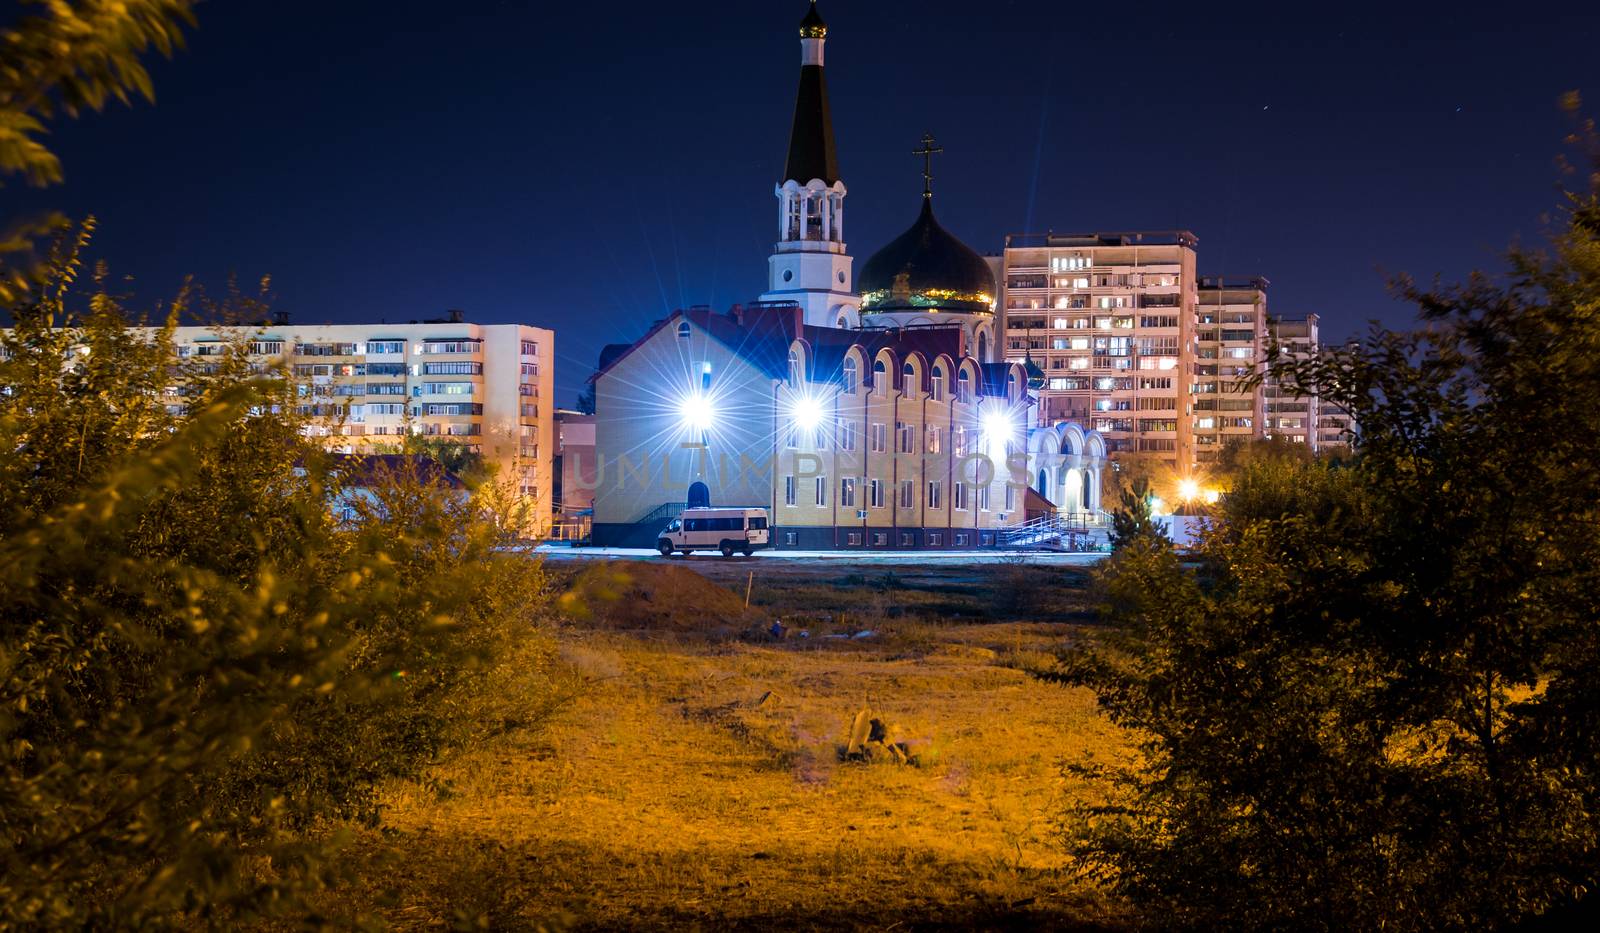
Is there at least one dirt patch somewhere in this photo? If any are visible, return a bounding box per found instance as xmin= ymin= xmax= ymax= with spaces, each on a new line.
xmin=559 ymin=560 xmax=760 ymax=633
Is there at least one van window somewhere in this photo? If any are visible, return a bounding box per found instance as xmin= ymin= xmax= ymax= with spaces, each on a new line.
xmin=748 ymin=517 xmax=767 ymax=530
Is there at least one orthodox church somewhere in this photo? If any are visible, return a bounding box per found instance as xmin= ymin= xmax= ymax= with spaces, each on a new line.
xmin=589 ymin=2 xmax=1105 ymax=549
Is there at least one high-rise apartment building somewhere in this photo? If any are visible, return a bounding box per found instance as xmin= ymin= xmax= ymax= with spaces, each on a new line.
xmin=1263 ymin=314 xmax=1319 ymax=448
xmin=1194 ymin=277 xmax=1267 ymax=464
xmin=165 ymin=314 xmax=556 ymax=533
xmin=998 ymin=232 xmax=1199 ymax=473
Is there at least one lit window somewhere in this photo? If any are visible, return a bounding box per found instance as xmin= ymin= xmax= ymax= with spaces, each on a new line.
xmin=676 ymin=322 xmax=691 ymax=339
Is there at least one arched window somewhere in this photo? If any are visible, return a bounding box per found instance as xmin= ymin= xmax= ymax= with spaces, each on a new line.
xmin=1007 ymin=372 xmax=1018 ymax=400
xmin=977 ymin=332 xmax=988 ymax=362
xmin=842 ymin=357 xmax=858 ymax=394
xmin=957 ymin=369 xmax=971 ymax=403
xmin=873 ymin=360 xmax=887 ymax=396
xmin=902 ymin=362 xmax=917 ymax=395
xmin=787 ymin=349 xmax=802 ymax=386
xmin=930 ymin=366 xmax=945 ymax=401
xmin=676 ymin=321 xmax=691 ymax=339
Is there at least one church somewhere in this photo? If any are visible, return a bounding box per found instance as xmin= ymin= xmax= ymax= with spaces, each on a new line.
xmin=589 ymin=2 xmax=1107 ymax=550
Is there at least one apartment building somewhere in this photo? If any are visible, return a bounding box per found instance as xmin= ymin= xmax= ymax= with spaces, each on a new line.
xmin=168 ymin=312 xmax=555 ymax=533
xmin=1194 ymin=277 xmax=1267 ymax=464
xmin=997 ymin=232 xmax=1199 ymax=474
xmin=1263 ymin=314 xmax=1319 ymax=448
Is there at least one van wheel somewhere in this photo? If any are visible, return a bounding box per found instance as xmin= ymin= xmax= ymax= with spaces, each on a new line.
xmin=657 ymin=540 xmax=672 ymax=557
xmin=720 ymin=542 xmax=735 ymax=559
xmin=742 ymin=548 xmax=754 ymax=557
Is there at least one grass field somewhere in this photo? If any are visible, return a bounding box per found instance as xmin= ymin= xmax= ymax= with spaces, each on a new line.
xmin=328 ymin=558 xmax=1133 ymax=930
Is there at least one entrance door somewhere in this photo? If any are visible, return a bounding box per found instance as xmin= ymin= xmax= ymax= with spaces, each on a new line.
xmin=687 ymin=481 xmax=710 ymax=510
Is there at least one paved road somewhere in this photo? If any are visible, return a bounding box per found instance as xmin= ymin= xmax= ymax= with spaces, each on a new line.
xmin=531 ymin=545 xmax=1108 ymax=566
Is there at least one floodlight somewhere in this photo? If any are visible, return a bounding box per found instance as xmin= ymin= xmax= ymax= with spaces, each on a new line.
xmin=678 ymin=393 xmax=716 ymax=431
xmin=981 ymin=409 xmax=1012 ymax=443
xmin=1178 ymin=478 xmax=1201 ymax=501
xmin=1203 ymin=489 xmax=1221 ymax=505
xmin=791 ymin=395 xmax=823 ymax=431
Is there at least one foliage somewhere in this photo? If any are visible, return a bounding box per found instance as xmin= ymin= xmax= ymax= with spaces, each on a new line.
xmin=574 ymin=382 xmax=596 ymax=416
xmin=0 ymin=0 xmax=197 ymax=299
xmin=1059 ymin=112 xmax=1600 ymax=928
xmin=1107 ymin=476 xmax=1162 ymax=550
xmin=0 ymin=235 xmax=554 ymax=926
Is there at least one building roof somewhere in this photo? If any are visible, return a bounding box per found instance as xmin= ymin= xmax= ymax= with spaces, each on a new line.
xmin=859 ymin=197 xmax=995 ymax=314
xmin=594 ymin=302 xmax=990 ymax=395
xmin=783 ymin=7 xmax=838 ymax=184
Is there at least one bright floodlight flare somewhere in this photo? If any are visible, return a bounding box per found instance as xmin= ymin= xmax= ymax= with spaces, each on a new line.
xmin=981 ymin=409 xmax=1012 ymax=443
xmin=1178 ymin=478 xmax=1201 ymax=502
xmin=678 ymin=393 xmax=716 ymax=432
xmin=791 ymin=395 xmax=824 ymax=431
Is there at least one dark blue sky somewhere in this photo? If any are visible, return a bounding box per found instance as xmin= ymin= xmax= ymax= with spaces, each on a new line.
xmin=11 ymin=0 xmax=1597 ymax=405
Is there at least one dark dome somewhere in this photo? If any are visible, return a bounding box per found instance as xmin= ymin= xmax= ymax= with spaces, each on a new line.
xmin=858 ymin=198 xmax=996 ymax=315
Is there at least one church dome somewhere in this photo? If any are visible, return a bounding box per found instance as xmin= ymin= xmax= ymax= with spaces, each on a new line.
xmin=799 ymin=2 xmax=827 ymax=38
xmin=858 ymin=198 xmax=995 ymax=315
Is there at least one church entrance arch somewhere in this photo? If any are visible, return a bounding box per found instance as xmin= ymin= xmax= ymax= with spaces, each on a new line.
xmin=687 ymin=481 xmax=710 ymax=510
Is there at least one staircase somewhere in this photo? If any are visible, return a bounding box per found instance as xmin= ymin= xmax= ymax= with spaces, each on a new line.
xmin=630 ymin=501 xmax=686 ymax=527
xmin=998 ymin=510 xmax=1111 ymax=552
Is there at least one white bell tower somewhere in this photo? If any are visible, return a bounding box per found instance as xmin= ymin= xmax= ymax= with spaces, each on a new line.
xmin=760 ymin=2 xmax=858 ymax=330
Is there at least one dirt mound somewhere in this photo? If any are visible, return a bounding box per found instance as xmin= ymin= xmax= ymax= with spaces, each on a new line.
xmin=559 ymin=561 xmax=757 ymax=631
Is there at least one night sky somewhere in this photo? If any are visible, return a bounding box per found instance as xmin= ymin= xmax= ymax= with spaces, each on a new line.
xmin=9 ymin=0 xmax=1597 ymax=405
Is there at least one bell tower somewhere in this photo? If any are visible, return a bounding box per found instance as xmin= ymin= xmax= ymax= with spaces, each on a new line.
xmin=760 ymin=2 xmax=859 ymax=330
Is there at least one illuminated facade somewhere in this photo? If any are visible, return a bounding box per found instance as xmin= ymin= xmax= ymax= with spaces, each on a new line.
xmin=589 ymin=302 xmax=1105 ymax=549
xmin=1194 ymin=276 xmax=1268 ymax=463
xmin=165 ymin=314 xmax=555 ymax=534
xmin=997 ymin=232 xmax=1200 ymax=473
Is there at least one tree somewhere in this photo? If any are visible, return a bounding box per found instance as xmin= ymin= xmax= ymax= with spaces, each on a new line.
xmin=0 ymin=0 xmax=198 ymax=300
xmin=574 ymin=381 xmax=596 ymax=415
xmin=0 ymin=236 xmax=555 ymax=925
xmin=1059 ymin=105 xmax=1600 ymax=928
xmin=1107 ymin=475 xmax=1163 ymax=550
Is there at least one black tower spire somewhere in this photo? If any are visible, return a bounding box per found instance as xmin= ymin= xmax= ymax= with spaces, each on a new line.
xmin=783 ymin=2 xmax=839 ymax=185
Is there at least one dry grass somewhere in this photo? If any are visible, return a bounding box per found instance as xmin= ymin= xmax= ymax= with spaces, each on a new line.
xmin=321 ymin=561 xmax=1134 ymax=930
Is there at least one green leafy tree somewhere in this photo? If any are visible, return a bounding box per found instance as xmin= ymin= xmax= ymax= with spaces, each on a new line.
xmin=0 ymin=0 xmax=197 ymax=299
xmin=1108 ymin=475 xmax=1162 ymax=550
xmin=1060 ymin=104 xmax=1600 ymax=928
xmin=0 ymin=235 xmax=555 ymax=925
xmin=574 ymin=381 xmax=596 ymax=415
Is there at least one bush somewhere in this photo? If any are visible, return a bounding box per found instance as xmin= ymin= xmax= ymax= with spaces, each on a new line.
xmin=1059 ymin=118 xmax=1600 ymax=928
xmin=0 ymin=242 xmax=553 ymax=925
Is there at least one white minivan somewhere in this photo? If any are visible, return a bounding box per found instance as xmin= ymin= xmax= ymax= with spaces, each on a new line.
xmin=657 ymin=507 xmax=770 ymax=558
